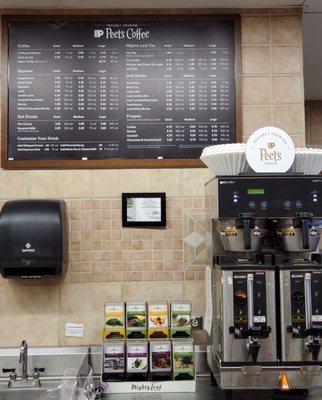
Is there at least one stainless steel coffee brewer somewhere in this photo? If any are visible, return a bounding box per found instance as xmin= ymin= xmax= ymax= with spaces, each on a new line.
xmin=205 ymin=175 xmax=322 ymax=391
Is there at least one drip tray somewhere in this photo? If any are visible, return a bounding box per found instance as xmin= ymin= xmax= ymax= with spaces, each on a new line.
xmin=276 ymin=254 xmax=322 ymax=270
xmin=279 ymin=256 xmax=322 ymax=270
xmin=218 ymin=254 xmax=274 ymax=270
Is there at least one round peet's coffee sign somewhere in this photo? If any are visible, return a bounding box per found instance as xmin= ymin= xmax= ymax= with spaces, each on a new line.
xmin=245 ymin=126 xmax=295 ymax=173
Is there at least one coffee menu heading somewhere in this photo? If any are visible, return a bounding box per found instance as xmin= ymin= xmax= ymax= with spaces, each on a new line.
xmin=6 ymin=19 xmax=237 ymax=163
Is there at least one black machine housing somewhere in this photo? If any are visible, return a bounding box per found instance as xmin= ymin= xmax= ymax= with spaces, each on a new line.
xmin=0 ymin=200 xmax=68 ymax=278
xmin=217 ymin=175 xmax=322 ymax=219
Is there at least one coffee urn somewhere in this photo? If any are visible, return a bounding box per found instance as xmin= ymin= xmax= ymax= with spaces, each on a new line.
xmin=206 ymin=175 xmax=322 ymax=391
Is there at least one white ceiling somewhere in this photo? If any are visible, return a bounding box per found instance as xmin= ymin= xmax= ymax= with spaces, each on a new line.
xmin=303 ymin=0 xmax=322 ymax=100
xmin=0 ymin=0 xmax=304 ymax=9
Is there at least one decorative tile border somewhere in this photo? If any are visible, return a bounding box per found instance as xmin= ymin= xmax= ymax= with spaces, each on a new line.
xmin=183 ymin=206 xmax=208 ymax=270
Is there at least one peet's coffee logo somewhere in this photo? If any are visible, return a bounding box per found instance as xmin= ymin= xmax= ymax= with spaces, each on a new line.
xmin=94 ymin=27 xmax=150 ymax=40
xmin=246 ymin=126 xmax=295 ymax=173
xmin=259 ymin=142 xmax=282 ymax=162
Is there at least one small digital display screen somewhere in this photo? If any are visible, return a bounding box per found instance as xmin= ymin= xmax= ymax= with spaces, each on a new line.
xmin=122 ymin=193 xmax=166 ymax=227
xmin=247 ymin=188 xmax=265 ymax=195
xmin=126 ymin=197 xmax=162 ymax=222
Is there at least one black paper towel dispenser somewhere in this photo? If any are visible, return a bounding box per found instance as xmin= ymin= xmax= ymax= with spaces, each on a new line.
xmin=0 ymin=200 xmax=68 ymax=278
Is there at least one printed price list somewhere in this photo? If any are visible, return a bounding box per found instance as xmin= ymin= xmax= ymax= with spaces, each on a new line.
xmin=8 ymin=20 xmax=236 ymax=160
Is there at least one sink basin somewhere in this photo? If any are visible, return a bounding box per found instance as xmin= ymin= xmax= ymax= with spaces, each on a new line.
xmin=0 ymin=388 xmax=50 ymax=400
xmin=0 ymin=381 xmax=60 ymax=400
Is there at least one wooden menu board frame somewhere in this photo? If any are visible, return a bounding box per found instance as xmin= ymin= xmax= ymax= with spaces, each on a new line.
xmin=1 ymin=13 xmax=241 ymax=169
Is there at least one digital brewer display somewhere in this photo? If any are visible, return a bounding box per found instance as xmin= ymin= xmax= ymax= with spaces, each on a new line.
xmin=247 ymin=189 xmax=265 ymax=195
xmin=218 ymin=176 xmax=322 ymax=218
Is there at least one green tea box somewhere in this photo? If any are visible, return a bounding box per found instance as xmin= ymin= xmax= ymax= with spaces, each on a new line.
xmin=104 ymin=302 xmax=125 ymax=340
xmin=172 ymin=339 xmax=195 ymax=380
xmin=170 ymin=301 xmax=192 ymax=338
xmin=126 ymin=302 xmax=147 ymax=339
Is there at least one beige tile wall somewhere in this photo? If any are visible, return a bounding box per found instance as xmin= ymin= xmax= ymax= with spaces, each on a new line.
xmin=64 ymin=197 xmax=207 ymax=284
xmin=0 ymin=280 xmax=205 ymax=347
xmin=241 ymin=9 xmax=305 ymax=145
xmin=0 ymin=8 xmax=306 ymax=346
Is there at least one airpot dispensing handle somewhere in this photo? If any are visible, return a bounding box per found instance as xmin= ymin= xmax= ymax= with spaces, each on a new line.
xmin=243 ymin=219 xmax=252 ymax=251
xmin=302 ymin=219 xmax=310 ymax=250
xmin=236 ymin=214 xmax=255 ymax=251
xmin=294 ymin=214 xmax=312 ymax=250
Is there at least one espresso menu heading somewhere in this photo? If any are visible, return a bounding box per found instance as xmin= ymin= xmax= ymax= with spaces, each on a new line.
xmin=6 ymin=18 xmax=238 ymax=163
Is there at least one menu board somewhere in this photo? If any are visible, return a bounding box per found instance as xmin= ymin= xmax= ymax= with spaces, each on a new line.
xmin=4 ymin=17 xmax=240 ymax=167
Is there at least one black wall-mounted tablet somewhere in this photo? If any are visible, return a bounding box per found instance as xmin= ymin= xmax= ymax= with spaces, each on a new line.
xmin=122 ymin=193 xmax=166 ymax=227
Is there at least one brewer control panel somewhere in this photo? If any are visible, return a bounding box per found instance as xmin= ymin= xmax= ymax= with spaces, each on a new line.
xmin=218 ymin=176 xmax=322 ymax=218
